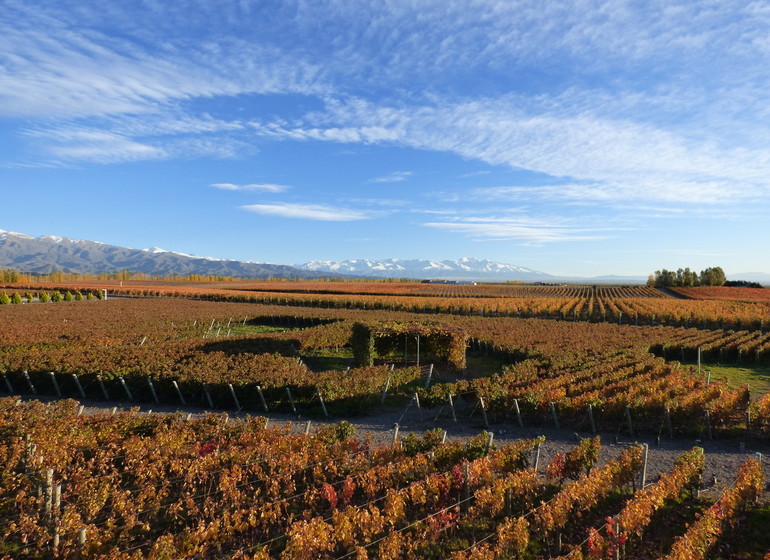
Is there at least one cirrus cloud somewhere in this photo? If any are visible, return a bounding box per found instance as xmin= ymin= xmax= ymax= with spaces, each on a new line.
xmin=211 ymin=183 xmax=289 ymax=192
xmin=241 ymin=203 xmax=372 ymax=221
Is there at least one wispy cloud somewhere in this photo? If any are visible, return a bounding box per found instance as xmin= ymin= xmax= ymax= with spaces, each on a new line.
xmin=211 ymin=183 xmax=289 ymax=193
xmin=368 ymin=171 xmax=412 ymax=183
xmin=24 ymin=128 xmax=165 ymax=163
xmin=423 ymin=214 xmax=607 ymax=244
xmin=4 ymin=0 xmax=770 ymax=211
xmin=268 ymin=95 xmax=770 ymax=205
xmin=241 ymin=203 xmax=372 ymax=221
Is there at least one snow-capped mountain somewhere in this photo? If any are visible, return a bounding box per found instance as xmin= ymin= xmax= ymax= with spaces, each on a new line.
xmin=0 ymin=229 xmax=327 ymax=279
xmin=297 ymin=258 xmax=551 ymax=281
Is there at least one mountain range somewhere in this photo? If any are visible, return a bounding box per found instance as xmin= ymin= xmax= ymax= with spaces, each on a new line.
xmin=1 ymin=229 xmax=768 ymax=284
xmin=0 ymin=230 xmax=325 ymax=279
xmin=298 ymin=258 xmax=550 ymax=281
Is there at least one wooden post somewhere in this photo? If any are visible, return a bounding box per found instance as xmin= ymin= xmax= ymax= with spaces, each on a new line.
xmin=549 ymin=402 xmax=560 ymax=430
xmin=485 ymin=431 xmax=494 ymax=455
xmin=78 ymin=528 xmax=87 ymax=550
xmin=664 ymin=407 xmax=673 ymax=438
xmin=228 ymin=383 xmax=240 ymax=411
xmin=147 ymin=377 xmax=160 ymax=404
xmin=305 ymin=420 xmax=312 ymax=435
xmin=380 ymin=374 xmax=391 ymax=405
xmin=2 ymin=373 xmax=14 ymax=394
xmin=416 ymin=334 xmax=420 ymax=367
xmin=43 ymin=469 xmax=54 ymax=524
xmin=118 ymin=377 xmax=133 ymax=401
xmin=587 ymin=404 xmax=596 ymax=434
xmin=286 ymin=387 xmax=297 ymax=415
xmin=625 ymin=406 xmax=633 ymax=435
xmin=640 ymin=443 xmax=649 ymax=489
xmin=98 ymin=377 xmax=109 ymax=400
xmin=479 ymin=396 xmax=490 ymax=428
xmin=77 ymin=405 xmax=84 ymax=416
xmin=256 ymin=385 xmax=269 ymax=412
xmin=24 ymin=370 xmax=37 ymax=395
xmin=448 ymin=394 xmax=457 ymax=424
xmin=49 ymin=372 xmax=62 ymax=397
xmin=441 ymin=429 xmax=447 ymax=444
xmin=533 ymin=441 xmax=541 ymax=472
xmin=71 ymin=374 xmax=86 ymax=399
xmin=172 ymin=380 xmax=186 ymax=405
xmin=704 ymin=410 xmax=713 ymax=440
xmin=317 ymin=389 xmax=329 ymax=418
xmin=203 ymin=383 xmax=214 ymax=408
xmin=746 ymin=410 xmax=751 ymax=439
xmin=393 ymin=423 xmax=400 ymax=445
xmin=706 ymin=370 xmax=711 ymax=386
xmin=414 ymin=392 xmax=424 ymax=422
xmin=505 ymin=487 xmax=513 ymax=517
xmin=424 ymin=364 xmax=433 ymax=389
xmin=513 ymin=399 xmax=524 ymax=428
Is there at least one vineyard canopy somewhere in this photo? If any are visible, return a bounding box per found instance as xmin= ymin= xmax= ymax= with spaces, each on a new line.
xmin=351 ymin=321 xmax=466 ymax=369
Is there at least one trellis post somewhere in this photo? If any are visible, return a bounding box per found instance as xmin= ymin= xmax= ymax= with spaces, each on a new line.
xmin=228 ymin=383 xmax=241 ymax=411
xmin=172 ymin=380 xmax=186 ymax=405
xmin=513 ymin=398 xmax=524 ymax=428
xmin=587 ymin=404 xmax=596 ymax=434
xmin=49 ymin=372 xmax=62 ymax=397
xmin=24 ymin=370 xmax=37 ymax=394
xmin=147 ymin=377 xmax=160 ymax=404
xmin=549 ymin=402 xmax=560 ymax=430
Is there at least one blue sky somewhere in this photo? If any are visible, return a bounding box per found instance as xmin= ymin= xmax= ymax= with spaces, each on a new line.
xmin=2 ymin=1 xmax=769 ymax=277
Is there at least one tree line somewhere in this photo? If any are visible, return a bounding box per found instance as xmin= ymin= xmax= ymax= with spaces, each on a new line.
xmin=647 ymin=266 xmax=727 ymax=287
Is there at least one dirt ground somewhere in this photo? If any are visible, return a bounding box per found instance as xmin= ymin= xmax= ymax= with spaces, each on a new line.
xmin=27 ymin=394 xmax=769 ymax=500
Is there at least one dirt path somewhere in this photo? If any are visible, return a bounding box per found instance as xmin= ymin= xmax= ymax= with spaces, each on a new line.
xmin=21 ymin=394 xmax=769 ymax=500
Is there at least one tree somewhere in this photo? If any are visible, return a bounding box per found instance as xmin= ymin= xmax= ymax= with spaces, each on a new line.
xmin=39 ymin=292 xmax=50 ymax=303
xmin=51 ymin=291 xmax=63 ymax=302
xmin=700 ymin=266 xmax=726 ymax=286
xmin=11 ymin=292 xmax=22 ymax=304
xmin=0 ymin=292 xmax=10 ymax=305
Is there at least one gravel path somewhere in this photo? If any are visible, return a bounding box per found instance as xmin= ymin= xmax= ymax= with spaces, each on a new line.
xmin=23 ymin=394 xmax=769 ymax=500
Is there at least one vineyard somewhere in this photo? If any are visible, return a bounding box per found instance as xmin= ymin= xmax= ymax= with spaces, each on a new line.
xmin=0 ymin=280 xmax=769 ymax=558
xmin=3 ymin=281 xmax=769 ymax=330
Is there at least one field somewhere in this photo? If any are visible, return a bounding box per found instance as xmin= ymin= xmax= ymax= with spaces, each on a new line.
xmin=0 ymin=280 xmax=769 ymax=559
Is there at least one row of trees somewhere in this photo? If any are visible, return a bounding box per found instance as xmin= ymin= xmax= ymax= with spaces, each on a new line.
xmin=648 ymin=266 xmax=727 ymax=287
xmin=0 ymin=290 xmax=101 ymax=304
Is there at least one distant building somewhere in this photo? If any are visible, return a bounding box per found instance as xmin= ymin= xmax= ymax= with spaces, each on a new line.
xmin=421 ymin=279 xmax=477 ymax=285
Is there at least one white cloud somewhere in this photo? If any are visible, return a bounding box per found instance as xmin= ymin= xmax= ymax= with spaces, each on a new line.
xmin=4 ymin=0 xmax=770 ymax=206
xmin=241 ymin=203 xmax=371 ymax=221
xmin=368 ymin=171 xmax=413 ymax=183
xmin=271 ymin=95 xmax=770 ymax=205
xmin=211 ymin=183 xmax=289 ymax=193
xmin=24 ymin=128 xmax=165 ymax=163
xmin=0 ymin=2 xmax=324 ymax=120
xmin=423 ymin=214 xmax=608 ymax=244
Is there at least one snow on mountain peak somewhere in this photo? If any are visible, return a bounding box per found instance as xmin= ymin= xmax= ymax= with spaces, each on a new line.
xmin=296 ymin=258 xmax=548 ymax=280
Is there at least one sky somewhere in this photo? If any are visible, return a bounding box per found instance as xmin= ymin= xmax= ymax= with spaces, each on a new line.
xmin=1 ymin=0 xmax=769 ymax=278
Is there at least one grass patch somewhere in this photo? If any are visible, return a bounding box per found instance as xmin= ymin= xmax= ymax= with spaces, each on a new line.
xmin=301 ymin=347 xmax=355 ymax=372
xmin=225 ymin=324 xmax=294 ymax=336
xmin=463 ymin=351 xmax=510 ymax=380
xmin=681 ymin=361 xmax=770 ymax=398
